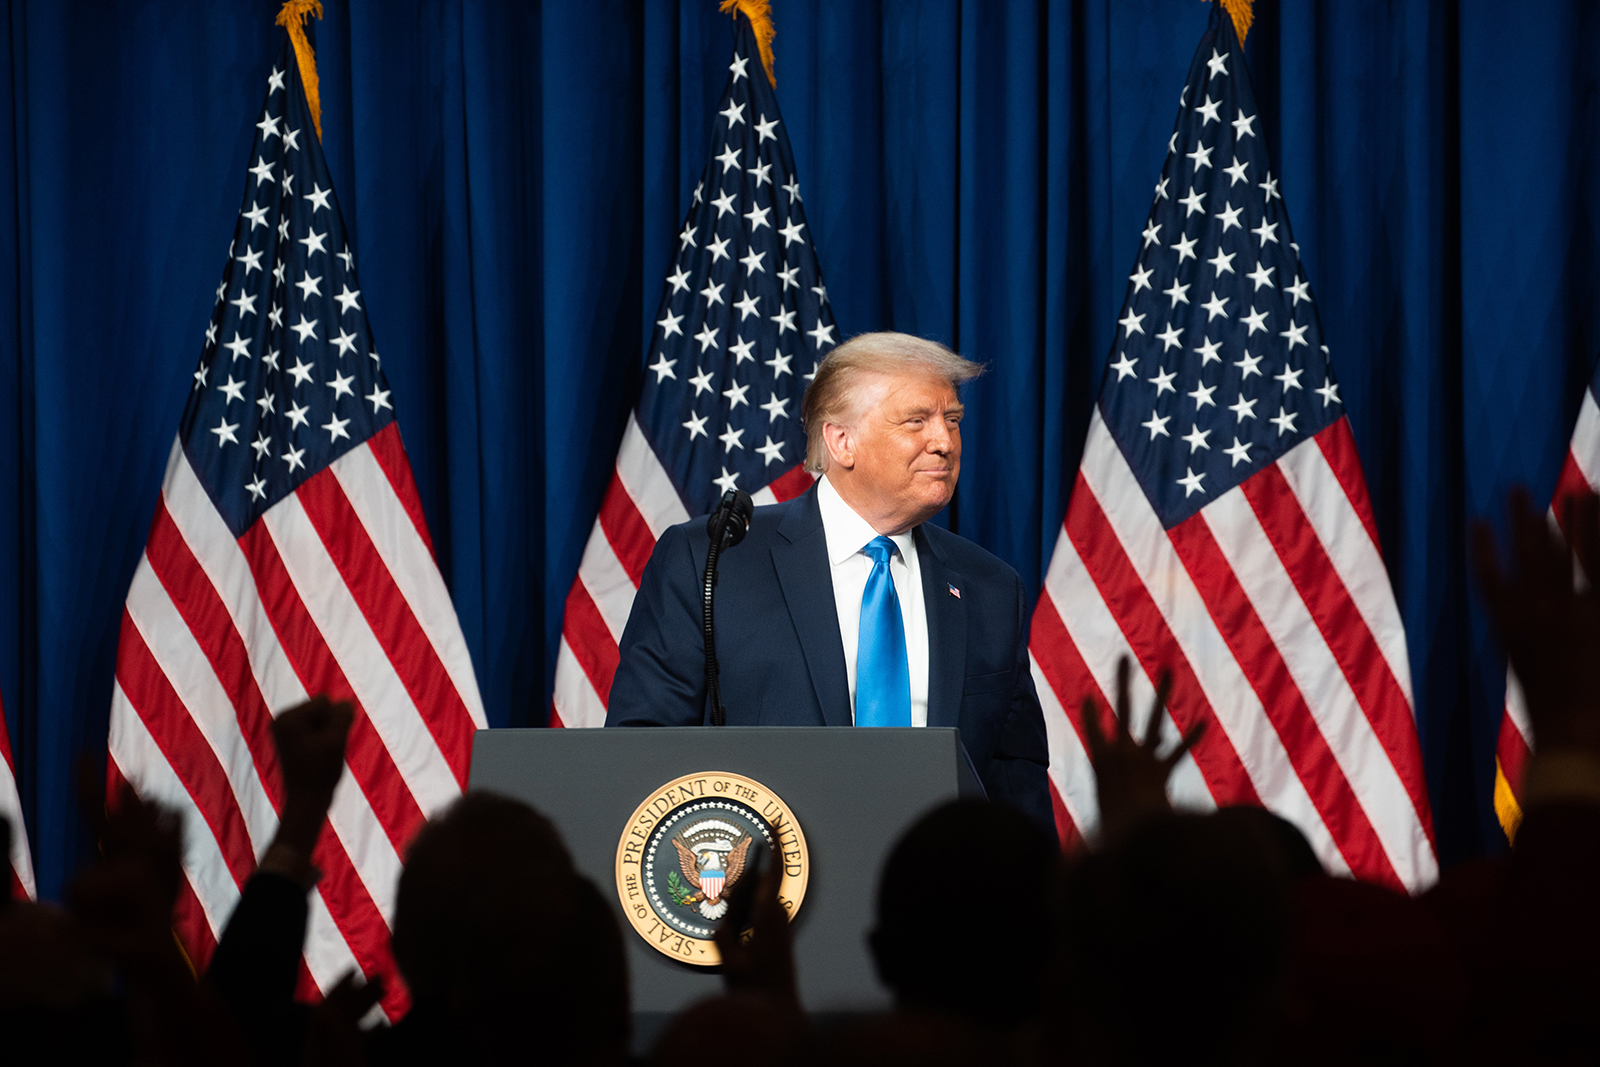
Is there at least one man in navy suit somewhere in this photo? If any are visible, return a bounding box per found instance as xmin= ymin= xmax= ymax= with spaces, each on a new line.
xmin=606 ymin=332 xmax=1053 ymax=839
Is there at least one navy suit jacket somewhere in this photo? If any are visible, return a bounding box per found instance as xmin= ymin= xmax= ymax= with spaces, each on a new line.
xmin=606 ymin=483 xmax=1055 ymax=840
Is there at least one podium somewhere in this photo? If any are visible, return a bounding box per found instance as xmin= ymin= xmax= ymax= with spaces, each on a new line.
xmin=468 ymin=726 xmax=984 ymax=1024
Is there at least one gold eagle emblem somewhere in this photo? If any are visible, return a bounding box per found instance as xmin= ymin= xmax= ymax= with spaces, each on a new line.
xmin=671 ymin=833 xmax=752 ymax=919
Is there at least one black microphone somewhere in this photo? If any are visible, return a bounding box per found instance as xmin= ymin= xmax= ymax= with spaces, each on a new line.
xmin=706 ymin=488 xmax=754 ymax=548
xmin=702 ymin=489 xmax=753 ymax=726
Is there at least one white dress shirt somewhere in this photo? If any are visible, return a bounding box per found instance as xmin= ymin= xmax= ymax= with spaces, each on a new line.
xmin=816 ymin=475 xmax=929 ymax=726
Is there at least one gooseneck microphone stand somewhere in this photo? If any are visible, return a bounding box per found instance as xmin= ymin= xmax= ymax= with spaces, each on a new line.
xmin=703 ymin=488 xmax=753 ymax=727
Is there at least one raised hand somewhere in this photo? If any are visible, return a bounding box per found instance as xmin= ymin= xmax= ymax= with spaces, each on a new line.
xmin=712 ymin=853 xmax=799 ymax=1014
xmin=1082 ymin=656 xmax=1204 ymax=844
xmin=301 ymin=969 xmax=386 ymax=1067
xmin=70 ymin=785 xmax=184 ymax=963
xmin=264 ymin=695 xmax=355 ymax=884
xmin=1472 ymin=488 xmax=1600 ymax=755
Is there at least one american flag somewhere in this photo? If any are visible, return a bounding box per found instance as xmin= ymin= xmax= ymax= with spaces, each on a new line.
xmin=108 ymin=43 xmax=484 ymax=1019
xmin=1494 ymin=357 xmax=1600 ymax=841
xmin=0 ymin=690 xmax=35 ymax=900
xmin=1028 ymin=9 xmax=1438 ymax=892
xmin=552 ymin=14 xmax=831 ymax=728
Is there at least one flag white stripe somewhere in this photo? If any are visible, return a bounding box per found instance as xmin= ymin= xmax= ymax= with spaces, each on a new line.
xmin=322 ymin=778 xmax=405 ymax=927
xmin=1504 ymin=670 xmax=1533 ymax=747
xmin=329 ymin=446 xmax=487 ymax=728
xmin=553 ymin=638 xmax=609 ymax=729
xmin=1200 ymin=483 xmax=1431 ymax=886
xmin=165 ymin=446 xmax=409 ymax=928
xmin=1080 ymin=415 xmax=1343 ymax=865
xmin=1500 ymin=397 xmax=1600 ymax=756
xmin=578 ymin=524 xmax=639 ymax=642
xmin=0 ymin=750 xmax=35 ymax=899
xmin=1031 ymin=651 xmax=1096 ymax=835
xmin=1571 ymin=391 xmax=1600 ymax=487
xmin=615 ymin=415 xmax=691 ymax=537
xmin=260 ymin=495 xmax=461 ymax=816
xmin=123 ymin=559 xmax=278 ymax=853
xmin=109 ymin=685 xmax=240 ymax=938
xmin=1040 ymin=528 xmax=1216 ymax=818
xmin=163 ymin=444 xmax=309 ymax=712
xmin=1279 ymin=439 xmax=1415 ymax=706
xmin=304 ymin=886 xmax=365 ymax=994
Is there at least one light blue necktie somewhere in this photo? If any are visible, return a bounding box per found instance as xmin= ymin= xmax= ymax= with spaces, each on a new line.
xmin=855 ymin=535 xmax=911 ymax=727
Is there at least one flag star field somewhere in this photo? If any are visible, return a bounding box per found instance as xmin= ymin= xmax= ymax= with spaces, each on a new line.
xmin=183 ymin=59 xmax=393 ymax=537
xmin=636 ymin=33 xmax=837 ymax=515
xmin=1102 ymin=31 xmax=1339 ymax=530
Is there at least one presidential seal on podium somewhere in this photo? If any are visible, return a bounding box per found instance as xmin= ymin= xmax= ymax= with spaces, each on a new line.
xmin=614 ymin=770 xmax=809 ymax=965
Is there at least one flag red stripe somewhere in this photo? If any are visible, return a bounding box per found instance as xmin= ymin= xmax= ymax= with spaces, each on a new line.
xmin=1064 ymin=480 xmax=1261 ymax=806
xmin=364 ymin=423 xmax=435 ymax=558
xmin=115 ymin=611 xmax=256 ymax=889
xmin=304 ymin=840 xmax=409 ymax=1019
xmin=1238 ymin=466 xmax=1435 ymax=842
xmin=141 ymin=519 xmax=414 ymax=1018
xmin=154 ymin=480 xmax=416 ymax=1003
xmin=1028 ymin=593 xmax=1106 ymax=850
xmin=0 ymin=706 xmax=15 ymax=774
xmin=168 ymin=514 xmax=413 ymax=1020
xmin=563 ymin=581 xmax=620 ymax=706
xmin=306 ymin=829 xmax=412 ymax=1020
xmin=1496 ymin=712 xmax=1532 ymax=804
xmin=547 ymin=701 xmax=566 ymax=729
xmin=1313 ymin=420 xmax=1383 ymax=553
xmin=296 ymin=959 xmax=320 ymax=1003
xmin=0 ymin=689 xmax=30 ymax=900
xmin=174 ymin=872 xmax=220 ymax=973
xmin=1167 ymin=511 xmax=1403 ymax=890
xmin=1551 ymin=451 xmax=1598 ymax=537
xmin=237 ymin=524 xmax=427 ymax=854
xmin=1026 ymin=589 xmax=1110 ymax=758
xmin=597 ymin=475 xmax=656 ymax=587
xmin=765 ymin=464 xmax=814 ymax=502
xmin=295 ymin=469 xmax=476 ymax=786
xmin=145 ymin=503 xmax=284 ymax=809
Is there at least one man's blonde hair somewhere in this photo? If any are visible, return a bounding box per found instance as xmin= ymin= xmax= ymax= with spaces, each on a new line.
xmin=801 ymin=332 xmax=984 ymax=473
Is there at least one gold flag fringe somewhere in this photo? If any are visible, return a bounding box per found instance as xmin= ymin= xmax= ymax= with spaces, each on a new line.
xmin=1220 ymin=0 xmax=1253 ymax=44
xmin=1494 ymin=759 xmax=1524 ymax=843
xmin=275 ymin=0 xmax=324 ymax=141
xmin=718 ymin=0 xmax=777 ymax=87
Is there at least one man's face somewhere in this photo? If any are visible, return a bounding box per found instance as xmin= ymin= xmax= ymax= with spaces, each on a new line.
xmin=832 ymin=369 xmax=964 ymax=534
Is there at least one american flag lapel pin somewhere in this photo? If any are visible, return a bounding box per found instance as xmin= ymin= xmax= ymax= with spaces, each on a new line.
xmin=948 ymin=583 xmax=961 ymax=599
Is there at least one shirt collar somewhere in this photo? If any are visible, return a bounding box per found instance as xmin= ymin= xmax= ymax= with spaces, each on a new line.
xmin=817 ymin=475 xmax=916 ymax=566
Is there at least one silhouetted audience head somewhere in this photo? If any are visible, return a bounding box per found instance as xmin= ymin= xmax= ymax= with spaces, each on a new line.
xmin=1056 ymin=812 xmax=1293 ymax=1065
xmin=650 ymin=993 xmax=795 ymax=1067
xmin=787 ymin=1012 xmax=996 ymax=1067
xmin=870 ymin=799 xmax=1057 ymax=1029
xmin=1287 ymin=874 xmax=1457 ymax=1064
xmin=390 ymin=791 xmax=629 ymax=1065
xmin=1206 ymin=804 xmax=1323 ymax=882
xmin=0 ymin=893 xmax=126 ymax=1061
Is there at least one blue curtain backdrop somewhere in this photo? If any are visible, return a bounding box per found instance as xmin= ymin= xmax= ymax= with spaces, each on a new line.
xmin=3 ymin=0 xmax=1597 ymax=899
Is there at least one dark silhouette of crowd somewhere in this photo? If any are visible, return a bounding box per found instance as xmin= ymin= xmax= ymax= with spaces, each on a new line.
xmin=2 ymin=486 xmax=1598 ymax=1065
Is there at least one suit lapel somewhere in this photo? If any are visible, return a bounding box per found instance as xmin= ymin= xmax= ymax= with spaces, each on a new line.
xmin=917 ymin=526 xmax=967 ymax=729
xmin=772 ymin=486 xmax=853 ymax=726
